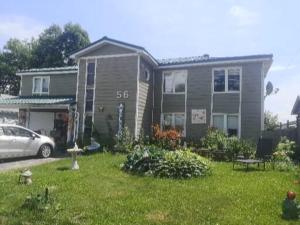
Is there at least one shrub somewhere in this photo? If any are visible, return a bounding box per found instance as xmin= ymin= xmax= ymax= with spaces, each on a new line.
xmin=152 ymin=124 xmax=182 ymax=150
xmin=122 ymin=145 xmax=211 ymax=179
xmin=273 ymin=137 xmax=296 ymax=171
xmin=156 ymin=150 xmax=211 ymax=178
xmin=201 ymin=128 xmax=227 ymax=151
xmin=113 ymin=126 xmax=135 ymax=153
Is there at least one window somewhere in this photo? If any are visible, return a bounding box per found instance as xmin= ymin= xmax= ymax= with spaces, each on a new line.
xmin=84 ymin=115 xmax=93 ymax=138
xmin=145 ymin=69 xmax=150 ymax=81
xmin=214 ymin=70 xmax=225 ymax=92
xmin=85 ymin=62 xmax=96 ymax=112
xmin=0 ymin=127 xmax=4 ymax=136
xmin=163 ymin=71 xmax=187 ymax=94
xmin=228 ymin=69 xmax=240 ymax=91
xmin=2 ymin=127 xmax=32 ymax=137
xmin=162 ymin=113 xmax=185 ymax=135
xmin=212 ymin=114 xmax=239 ymax=136
xmin=33 ymin=77 xmax=49 ymax=95
xmin=87 ymin=63 xmax=95 ymax=86
xmin=213 ymin=68 xmax=240 ymax=93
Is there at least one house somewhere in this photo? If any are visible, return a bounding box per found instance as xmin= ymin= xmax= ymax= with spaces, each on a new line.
xmin=0 ymin=36 xmax=273 ymax=145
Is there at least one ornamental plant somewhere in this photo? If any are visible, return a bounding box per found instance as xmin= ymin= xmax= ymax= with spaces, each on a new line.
xmin=122 ymin=145 xmax=211 ymax=179
xmin=152 ymin=124 xmax=181 ymax=150
xmin=273 ymin=137 xmax=296 ymax=171
xmin=200 ymin=128 xmax=227 ymax=151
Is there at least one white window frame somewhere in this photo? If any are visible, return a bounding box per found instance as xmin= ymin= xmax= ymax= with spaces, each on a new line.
xmin=212 ymin=67 xmax=241 ymax=93
xmin=161 ymin=112 xmax=186 ymax=136
xmin=211 ymin=113 xmax=240 ymax=137
xmin=162 ymin=70 xmax=187 ymax=94
xmin=32 ymin=76 xmax=50 ymax=95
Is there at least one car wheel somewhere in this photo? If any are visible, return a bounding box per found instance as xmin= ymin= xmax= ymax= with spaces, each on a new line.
xmin=38 ymin=144 xmax=52 ymax=158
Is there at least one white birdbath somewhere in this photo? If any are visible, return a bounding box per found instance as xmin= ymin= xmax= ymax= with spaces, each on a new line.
xmin=67 ymin=143 xmax=82 ymax=170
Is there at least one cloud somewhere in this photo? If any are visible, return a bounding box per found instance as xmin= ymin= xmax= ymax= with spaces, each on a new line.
xmin=269 ymin=64 xmax=296 ymax=72
xmin=229 ymin=5 xmax=259 ymax=27
xmin=0 ymin=15 xmax=45 ymax=42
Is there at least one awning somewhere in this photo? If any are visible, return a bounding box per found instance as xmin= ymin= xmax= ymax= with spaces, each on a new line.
xmin=0 ymin=96 xmax=76 ymax=108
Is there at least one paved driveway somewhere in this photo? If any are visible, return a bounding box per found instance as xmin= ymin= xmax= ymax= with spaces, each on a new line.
xmin=0 ymin=157 xmax=63 ymax=172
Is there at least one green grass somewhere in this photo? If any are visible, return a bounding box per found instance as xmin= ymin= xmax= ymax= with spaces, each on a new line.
xmin=0 ymin=153 xmax=299 ymax=225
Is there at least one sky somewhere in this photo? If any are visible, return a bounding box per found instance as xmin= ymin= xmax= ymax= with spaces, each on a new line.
xmin=0 ymin=0 xmax=299 ymax=122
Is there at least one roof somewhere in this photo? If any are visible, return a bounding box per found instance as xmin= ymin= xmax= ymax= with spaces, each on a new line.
xmin=16 ymin=66 xmax=78 ymax=76
xmin=157 ymin=54 xmax=273 ymax=66
xmin=69 ymin=36 xmax=158 ymax=65
xmin=291 ymin=96 xmax=300 ymax=115
xmin=0 ymin=96 xmax=75 ymax=105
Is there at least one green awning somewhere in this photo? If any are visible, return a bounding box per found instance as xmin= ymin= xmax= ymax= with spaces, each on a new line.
xmin=0 ymin=96 xmax=75 ymax=106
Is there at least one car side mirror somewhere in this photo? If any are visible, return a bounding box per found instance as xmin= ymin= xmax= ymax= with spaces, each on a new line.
xmin=31 ymin=133 xmax=36 ymax=140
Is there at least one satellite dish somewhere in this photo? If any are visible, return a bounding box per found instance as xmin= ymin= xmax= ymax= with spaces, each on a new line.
xmin=266 ymin=81 xmax=273 ymax=96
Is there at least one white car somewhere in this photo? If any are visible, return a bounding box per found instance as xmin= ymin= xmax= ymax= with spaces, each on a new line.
xmin=0 ymin=124 xmax=55 ymax=159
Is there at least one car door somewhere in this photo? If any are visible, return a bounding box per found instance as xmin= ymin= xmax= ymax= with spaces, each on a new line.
xmin=0 ymin=126 xmax=13 ymax=159
xmin=10 ymin=127 xmax=38 ymax=156
xmin=0 ymin=126 xmax=22 ymax=158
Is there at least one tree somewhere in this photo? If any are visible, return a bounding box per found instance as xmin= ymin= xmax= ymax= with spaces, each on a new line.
xmin=31 ymin=24 xmax=64 ymax=68
xmin=264 ymin=111 xmax=279 ymax=131
xmin=59 ymin=23 xmax=90 ymax=65
xmin=0 ymin=39 xmax=32 ymax=95
xmin=0 ymin=23 xmax=90 ymax=95
xmin=31 ymin=23 xmax=90 ymax=67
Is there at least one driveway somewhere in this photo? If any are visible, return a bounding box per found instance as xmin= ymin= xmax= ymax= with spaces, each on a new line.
xmin=0 ymin=157 xmax=63 ymax=172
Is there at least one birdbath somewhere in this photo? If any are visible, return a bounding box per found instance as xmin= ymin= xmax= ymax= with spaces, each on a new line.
xmin=19 ymin=169 xmax=32 ymax=185
xmin=67 ymin=143 xmax=82 ymax=170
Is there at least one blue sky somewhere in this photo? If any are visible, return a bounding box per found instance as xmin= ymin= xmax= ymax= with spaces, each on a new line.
xmin=0 ymin=0 xmax=299 ymax=122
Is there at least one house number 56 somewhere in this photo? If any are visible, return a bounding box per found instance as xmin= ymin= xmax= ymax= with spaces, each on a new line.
xmin=116 ymin=90 xmax=129 ymax=99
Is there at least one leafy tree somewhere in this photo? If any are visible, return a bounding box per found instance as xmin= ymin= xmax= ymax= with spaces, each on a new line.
xmin=31 ymin=24 xmax=64 ymax=68
xmin=0 ymin=39 xmax=32 ymax=95
xmin=31 ymin=23 xmax=90 ymax=67
xmin=264 ymin=111 xmax=279 ymax=131
xmin=0 ymin=23 xmax=90 ymax=95
xmin=59 ymin=23 xmax=90 ymax=65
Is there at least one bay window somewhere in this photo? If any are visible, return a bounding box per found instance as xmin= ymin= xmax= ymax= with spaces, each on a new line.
xmin=32 ymin=76 xmax=49 ymax=95
xmin=162 ymin=113 xmax=185 ymax=135
xmin=212 ymin=114 xmax=239 ymax=136
xmin=213 ymin=68 xmax=240 ymax=93
xmin=163 ymin=70 xmax=187 ymax=94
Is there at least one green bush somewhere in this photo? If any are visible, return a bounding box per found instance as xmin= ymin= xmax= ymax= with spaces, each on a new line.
xmin=273 ymin=137 xmax=297 ymax=171
xmin=201 ymin=128 xmax=227 ymax=151
xmin=114 ymin=127 xmax=135 ymax=153
xmin=122 ymin=146 xmax=211 ymax=179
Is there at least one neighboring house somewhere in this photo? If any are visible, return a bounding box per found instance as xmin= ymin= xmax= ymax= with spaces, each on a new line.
xmin=0 ymin=94 xmax=18 ymax=124
xmin=0 ymin=36 xmax=273 ymax=145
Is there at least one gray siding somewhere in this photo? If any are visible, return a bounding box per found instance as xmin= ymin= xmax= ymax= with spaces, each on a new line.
xmin=162 ymin=95 xmax=185 ymax=112
xmin=93 ymin=56 xmax=138 ymax=136
xmin=241 ymin=62 xmax=263 ymax=140
xmin=186 ymin=66 xmax=212 ymax=139
xmin=77 ymin=59 xmax=87 ymax=134
xmin=20 ymin=73 xmax=77 ymax=97
xmin=154 ymin=62 xmax=263 ymax=141
xmin=136 ymin=58 xmax=154 ymax=136
xmin=213 ymin=94 xmax=239 ymax=113
xmin=80 ymin=44 xmax=135 ymax=57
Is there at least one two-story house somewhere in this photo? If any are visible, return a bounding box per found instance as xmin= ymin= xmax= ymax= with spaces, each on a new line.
xmin=0 ymin=37 xmax=273 ymax=145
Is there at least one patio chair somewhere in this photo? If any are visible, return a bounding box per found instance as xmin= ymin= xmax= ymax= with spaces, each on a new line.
xmin=233 ymin=138 xmax=273 ymax=171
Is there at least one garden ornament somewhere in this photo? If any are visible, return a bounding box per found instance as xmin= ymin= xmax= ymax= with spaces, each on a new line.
xmin=67 ymin=143 xmax=82 ymax=170
xmin=19 ymin=169 xmax=32 ymax=185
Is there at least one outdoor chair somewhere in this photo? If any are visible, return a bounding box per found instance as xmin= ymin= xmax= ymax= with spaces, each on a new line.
xmin=233 ymin=138 xmax=274 ymax=171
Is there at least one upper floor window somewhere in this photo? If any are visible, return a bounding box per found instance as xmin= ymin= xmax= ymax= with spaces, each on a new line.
xmin=163 ymin=70 xmax=187 ymax=94
xmin=32 ymin=76 xmax=49 ymax=95
xmin=144 ymin=69 xmax=150 ymax=81
xmin=213 ymin=68 xmax=240 ymax=93
xmin=87 ymin=62 xmax=95 ymax=86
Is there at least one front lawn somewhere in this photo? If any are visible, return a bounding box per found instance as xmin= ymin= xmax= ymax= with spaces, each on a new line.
xmin=0 ymin=153 xmax=298 ymax=225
